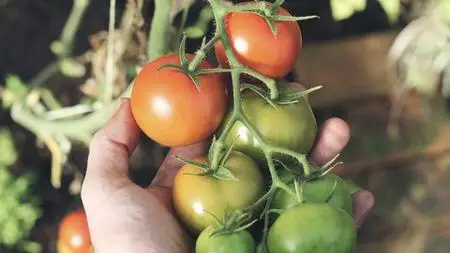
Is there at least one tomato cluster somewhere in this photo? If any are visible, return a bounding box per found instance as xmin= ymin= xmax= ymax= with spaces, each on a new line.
xmin=130 ymin=1 xmax=357 ymax=252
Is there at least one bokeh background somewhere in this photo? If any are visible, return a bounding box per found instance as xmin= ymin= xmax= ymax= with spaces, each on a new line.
xmin=1 ymin=0 xmax=450 ymax=252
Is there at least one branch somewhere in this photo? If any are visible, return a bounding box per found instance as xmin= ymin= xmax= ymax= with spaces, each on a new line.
xmin=148 ymin=0 xmax=174 ymax=60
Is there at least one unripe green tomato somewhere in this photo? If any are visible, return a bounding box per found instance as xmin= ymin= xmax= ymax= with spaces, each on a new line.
xmin=222 ymin=85 xmax=317 ymax=165
xmin=267 ymin=203 xmax=356 ymax=253
xmin=196 ymin=226 xmax=256 ymax=253
xmin=271 ymin=173 xmax=353 ymax=217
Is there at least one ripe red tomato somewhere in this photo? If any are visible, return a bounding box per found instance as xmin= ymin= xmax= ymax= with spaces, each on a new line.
xmin=130 ymin=54 xmax=228 ymax=147
xmin=57 ymin=210 xmax=92 ymax=253
xmin=173 ymin=151 xmax=264 ymax=234
xmin=215 ymin=2 xmax=302 ymax=78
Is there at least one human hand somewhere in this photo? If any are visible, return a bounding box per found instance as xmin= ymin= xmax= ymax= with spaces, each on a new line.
xmin=81 ymin=96 xmax=374 ymax=253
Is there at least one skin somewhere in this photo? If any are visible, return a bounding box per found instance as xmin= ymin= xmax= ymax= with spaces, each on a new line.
xmin=81 ymin=83 xmax=375 ymax=253
xmin=130 ymin=53 xmax=228 ymax=147
xmin=173 ymin=152 xmax=264 ymax=234
xmin=215 ymin=2 xmax=301 ymax=78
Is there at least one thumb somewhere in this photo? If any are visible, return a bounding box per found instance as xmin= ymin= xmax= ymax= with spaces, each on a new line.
xmin=82 ymin=99 xmax=140 ymax=206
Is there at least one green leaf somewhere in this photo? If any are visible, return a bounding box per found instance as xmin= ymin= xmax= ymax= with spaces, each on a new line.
xmin=22 ymin=241 xmax=42 ymax=253
xmin=441 ymin=0 xmax=450 ymax=24
xmin=214 ymin=166 xmax=238 ymax=181
xmin=175 ymin=156 xmax=209 ymax=172
xmin=241 ymin=83 xmax=277 ymax=108
xmin=178 ymin=34 xmax=189 ymax=66
xmin=184 ymin=5 xmax=214 ymax=39
xmin=272 ymin=14 xmax=319 ymax=22
xmin=0 ymin=128 xmax=18 ymax=167
xmin=330 ymin=0 xmax=367 ymax=21
xmin=2 ymin=74 xmax=29 ymax=108
xmin=378 ymin=0 xmax=401 ymax=23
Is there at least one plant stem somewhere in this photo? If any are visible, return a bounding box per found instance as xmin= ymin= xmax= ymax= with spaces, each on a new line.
xmin=174 ymin=5 xmax=191 ymax=51
xmin=55 ymin=0 xmax=90 ymax=57
xmin=148 ymin=0 xmax=174 ymax=60
xmin=29 ymin=62 xmax=60 ymax=87
xmin=103 ymin=0 xmax=117 ymax=102
xmin=207 ymin=0 xmax=306 ymax=181
xmin=187 ymin=36 xmax=219 ymax=72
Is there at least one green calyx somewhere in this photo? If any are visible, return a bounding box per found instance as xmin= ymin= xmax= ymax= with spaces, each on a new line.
xmin=206 ymin=210 xmax=257 ymax=237
xmin=158 ymin=35 xmax=230 ymax=91
xmin=176 ymin=135 xmax=244 ymax=181
xmin=229 ymin=0 xmax=319 ymax=36
xmin=241 ymin=83 xmax=323 ymax=108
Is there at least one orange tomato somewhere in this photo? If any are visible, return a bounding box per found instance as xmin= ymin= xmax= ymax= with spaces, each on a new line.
xmin=57 ymin=210 xmax=92 ymax=253
xmin=215 ymin=2 xmax=302 ymax=78
xmin=130 ymin=54 xmax=228 ymax=147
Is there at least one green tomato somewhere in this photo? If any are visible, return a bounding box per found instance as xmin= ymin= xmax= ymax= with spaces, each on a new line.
xmin=173 ymin=151 xmax=264 ymax=234
xmin=222 ymin=85 xmax=317 ymax=165
xmin=196 ymin=226 xmax=256 ymax=253
xmin=267 ymin=203 xmax=356 ymax=253
xmin=272 ymin=173 xmax=353 ymax=216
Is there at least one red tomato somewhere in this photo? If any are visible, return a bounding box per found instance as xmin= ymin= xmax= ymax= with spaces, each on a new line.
xmin=130 ymin=54 xmax=228 ymax=147
xmin=215 ymin=2 xmax=302 ymax=78
xmin=57 ymin=210 xmax=92 ymax=253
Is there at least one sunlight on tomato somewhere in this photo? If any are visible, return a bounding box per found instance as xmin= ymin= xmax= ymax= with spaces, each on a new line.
xmin=215 ymin=1 xmax=302 ymax=78
xmin=57 ymin=210 xmax=92 ymax=253
xmin=130 ymin=53 xmax=228 ymax=147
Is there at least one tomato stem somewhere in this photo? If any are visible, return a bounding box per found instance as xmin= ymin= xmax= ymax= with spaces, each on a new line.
xmin=51 ymin=0 xmax=90 ymax=58
xmin=148 ymin=0 xmax=174 ymax=60
xmin=187 ymin=36 xmax=219 ymax=72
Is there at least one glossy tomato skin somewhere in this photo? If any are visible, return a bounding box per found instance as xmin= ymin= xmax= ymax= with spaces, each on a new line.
xmin=222 ymin=85 xmax=317 ymax=165
xmin=267 ymin=203 xmax=356 ymax=253
xmin=130 ymin=53 xmax=228 ymax=147
xmin=215 ymin=2 xmax=302 ymax=78
xmin=57 ymin=210 xmax=92 ymax=253
xmin=173 ymin=151 xmax=264 ymax=234
xmin=271 ymin=173 xmax=353 ymax=216
xmin=196 ymin=226 xmax=256 ymax=253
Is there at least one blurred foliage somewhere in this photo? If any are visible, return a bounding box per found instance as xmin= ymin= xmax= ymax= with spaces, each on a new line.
xmin=331 ymin=0 xmax=402 ymax=23
xmin=184 ymin=5 xmax=214 ymax=39
xmin=0 ymin=128 xmax=18 ymax=167
xmin=1 ymin=75 xmax=28 ymax=109
xmin=378 ymin=0 xmax=402 ymax=23
xmin=330 ymin=0 xmax=367 ymax=21
xmin=0 ymin=128 xmax=42 ymax=253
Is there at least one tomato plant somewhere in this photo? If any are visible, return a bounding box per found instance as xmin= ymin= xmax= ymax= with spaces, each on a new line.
xmin=172 ymin=151 xmax=264 ymax=234
xmin=196 ymin=226 xmax=256 ymax=253
xmin=57 ymin=210 xmax=92 ymax=253
xmin=215 ymin=1 xmax=302 ymax=78
xmin=271 ymin=173 xmax=353 ymax=216
xmin=222 ymin=84 xmax=317 ymax=165
xmin=267 ymin=204 xmax=356 ymax=253
xmin=130 ymin=53 xmax=228 ymax=147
